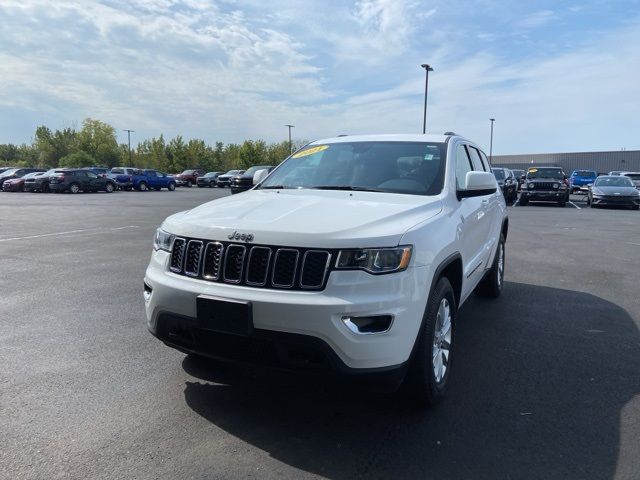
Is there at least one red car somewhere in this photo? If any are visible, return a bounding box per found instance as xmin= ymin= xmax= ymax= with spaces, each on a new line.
xmin=2 ymin=171 xmax=46 ymax=192
xmin=175 ymin=169 xmax=205 ymax=188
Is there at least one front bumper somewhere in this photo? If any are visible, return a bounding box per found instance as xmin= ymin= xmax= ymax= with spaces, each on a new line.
xmin=591 ymin=196 xmax=640 ymax=207
xmin=144 ymin=249 xmax=429 ymax=372
xmin=520 ymin=190 xmax=567 ymax=201
xmin=2 ymin=183 xmax=21 ymax=191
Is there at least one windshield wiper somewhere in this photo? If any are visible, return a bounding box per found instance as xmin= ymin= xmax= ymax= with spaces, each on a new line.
xmin=310 ymin=185 xmax=386 ymax=192
xmin=260 ymin=185 xmax=292 ymax=189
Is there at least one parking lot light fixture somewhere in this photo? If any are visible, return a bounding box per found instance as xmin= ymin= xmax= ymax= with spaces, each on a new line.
xmin=285 ymin=124 xmax=295 ymax=154
xmin=123 ymin=129 xmax=134 ymax=164
xmin=421 ymin=64 xmax=434 ymax=134
xmin=489 ymin=118 xmax=495 ymax=165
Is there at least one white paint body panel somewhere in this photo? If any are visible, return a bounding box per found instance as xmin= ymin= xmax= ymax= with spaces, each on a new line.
xmin=145 ymin=134 xmax=507 ymax=369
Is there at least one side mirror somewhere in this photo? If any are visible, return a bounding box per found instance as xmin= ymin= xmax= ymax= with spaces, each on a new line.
xmin=458 ymin=171 xmax=498 ymax=199
xmin=587 ymin=183 xmax=593 ymax=187
xmin=253 ymin=169 xmax=269 ymax=185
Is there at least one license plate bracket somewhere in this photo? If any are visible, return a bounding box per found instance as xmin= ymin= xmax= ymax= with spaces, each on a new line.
xmin=196 ymin=295 xmax=253 ymax=336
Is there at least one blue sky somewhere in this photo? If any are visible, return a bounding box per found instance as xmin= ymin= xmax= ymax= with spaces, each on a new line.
xmin=0 ymin=0 xmax=639 ymax=154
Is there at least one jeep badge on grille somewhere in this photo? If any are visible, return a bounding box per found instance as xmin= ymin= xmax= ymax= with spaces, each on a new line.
xmin=227 ymin=231 xmax=254 ymax=242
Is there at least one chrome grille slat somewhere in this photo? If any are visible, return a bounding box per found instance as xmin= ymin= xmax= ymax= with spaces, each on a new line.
xmin=184 ymin=240 xmax=204 ymax=277
xmin=271 ymin=249 xmax=299 ymax=288
xmin=202 ymin=242 xmax=224 ymax=280
xmin=300 ymin=250 xmax=331 ymax=289
xmin=246 ymin=246 xmax=272 ymax=286
xmin=223 ymin=245 xmax=246 ymax=283
xmin=170 ymin=238 xmax=186 ymax=273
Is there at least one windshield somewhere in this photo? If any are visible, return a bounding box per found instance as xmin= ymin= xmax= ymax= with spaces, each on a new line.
xmin=492 ymin=169 xmax=506 ymax=180
xmin=573 ymin=170 xmax=596 ymax=177
xmin=224 ymin=170 xmax=240 ymax=175
xmin=204 ymin=172 xmax=217 ymax=177
xmin=259 ymin=141 xmax=446 ymax=195
xmin=594 ymin=176 xmax=634 ymax=187
xmin=181 ymin=170 xmax=194 ymax=175
xmin=527 ymin=168 xmax=564 ymax=180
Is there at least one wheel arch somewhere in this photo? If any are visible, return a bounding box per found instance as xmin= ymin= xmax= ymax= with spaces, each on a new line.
xmin=430 ymin=252 xmax=463 ymax=310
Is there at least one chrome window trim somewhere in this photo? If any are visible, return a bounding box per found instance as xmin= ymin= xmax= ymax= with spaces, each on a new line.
xmin=271 ymin=248 xmax=299 ymax=288
xmin=223 ymin=244 xmax=246 ymax=284
xmin=245 ymin=246 xmax=272 ymax=287
xmin=169 ymin=237 xmax=187 ymax=273
xmin=202 ymin=241 xmax=224 ymax=281
xmin=184 ymin=240 xmax=204 ymax=277
xmin=300 ymin=250 xmax=332 ymax=289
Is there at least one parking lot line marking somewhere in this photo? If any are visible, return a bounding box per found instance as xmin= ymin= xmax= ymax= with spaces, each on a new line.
xmin=0 ymin=226 xmax=139 ymax=243
xmin=569 ymin=201 xmax=581 ymax=210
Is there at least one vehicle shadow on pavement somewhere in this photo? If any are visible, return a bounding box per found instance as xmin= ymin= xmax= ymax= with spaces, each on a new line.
xmin=182 ymin=282 xmax=639 ymax=479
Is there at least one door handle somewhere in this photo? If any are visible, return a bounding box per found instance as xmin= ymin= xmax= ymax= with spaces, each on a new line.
xmin=481 ymin=199 xmax=489 ymax=205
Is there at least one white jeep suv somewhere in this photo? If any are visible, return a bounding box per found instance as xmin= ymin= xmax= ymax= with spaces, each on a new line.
xmin=144 ymin=133 xmax=507 ymax=404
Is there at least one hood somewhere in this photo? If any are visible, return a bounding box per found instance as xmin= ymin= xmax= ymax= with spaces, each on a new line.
xmin=162 ymin=189 xmax=443 ymax=248
xmin=593 ymin=186 xmax=639 ymax=195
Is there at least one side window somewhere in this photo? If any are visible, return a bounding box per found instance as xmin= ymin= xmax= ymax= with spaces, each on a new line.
xmin=478 ymin=150 xmax=490 ymax=171
xmin=87 ymin=172 xmax=98 ymax=179
xmin=455 ymin=144 xmax=474 ymax=190
xmin=146 ymin=171 xmax=156 ymax=177
xmin=467 ymin=147 xmax=486 ymax=171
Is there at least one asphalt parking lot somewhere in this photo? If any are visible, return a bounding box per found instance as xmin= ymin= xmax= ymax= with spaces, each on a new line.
xmin=1 ymin=189 xmax=639 ymax=480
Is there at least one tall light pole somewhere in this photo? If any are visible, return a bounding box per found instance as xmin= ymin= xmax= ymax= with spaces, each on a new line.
xmin=285 ymin=124 xmax=295 ymax=154
xmin=123 ymin=129 xmax=134 ymax=164
xmin=420 ymin=64 xmax=434 ymax=134
xmin=489 ymin=118 xmax=495 ymax=165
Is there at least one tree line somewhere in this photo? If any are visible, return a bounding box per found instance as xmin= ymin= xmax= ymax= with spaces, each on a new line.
xmin=0 ymin=118 xmax=307 ymax=173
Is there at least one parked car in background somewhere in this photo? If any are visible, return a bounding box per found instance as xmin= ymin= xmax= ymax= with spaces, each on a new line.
xmin=491 ymin=167 xmax=517 ymax=203
xmin=0 ymin=166 xmax=17 ymax=175
xmin=569 ymin=170 xmax=598 ymax=193
xmin=587 ymin=175 xmax=640 ymax=209
xmin=140 ymin=170 xmax=176 ymax=191
xmin=23 ymin=169 xmax=57 ymax=192
xmin=0 ymin=168 xmax=46 ymax=188
xmin=608 ymin=171 xmax=624 ymax=176
xmin=519 ymin=167 xmax=569 ymax=207
xmin=230 ymin=165 xmax=275 ymax=194
xmin=83 ymin=166 xmax=110 ymax=177
xmin=621 ymin=172 xmax=640 ymax=190
xmin=511 ymin=169 xmax=526 ymax=190
xmin=216 ymin=169 xmax=245 ymax=187
xmin=108 ymin=167 xmax=139 ymax=190
xmin=49 ymin=169 xmax=117 ymax=193
xmin=2 ymin=171 xmax=45 ymax=192
xmin=196 ymin=172 xmax=223 ymax=188
xmin=175 ymin=169 xmax=205 ymax=188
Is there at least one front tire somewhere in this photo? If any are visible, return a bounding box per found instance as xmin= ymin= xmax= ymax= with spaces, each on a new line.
xmin=138 ymin=182 xmax=148 ymax=191
xmin=69 ymin=183 xmax=80 ymax=194
xmin=168 ymin=182 xmax=176 ymax=191
xmin=404 ymin=277 xmax=456 ymax=406
xmin=105 ymin=183 xmax=114 ymax=193
xmin=476 ymin=234 xmax=505 ymax=298
xmin=186 ymin=180 xmax=192 ymax=188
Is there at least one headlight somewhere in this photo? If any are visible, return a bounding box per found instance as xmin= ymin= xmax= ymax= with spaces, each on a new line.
xmin=336 ymin=246 xmax=412 ymax=274
xmin=553 ymin=183 xmax=559 ymax=189
xmin=528 ymin=183 xmax=534 ymax=189
xmin=154 ymin=228 xmax=174 ymax=251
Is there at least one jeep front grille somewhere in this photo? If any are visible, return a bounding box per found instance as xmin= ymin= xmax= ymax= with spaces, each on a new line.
xmin=169 ymin=238 xmax=332 ymax=291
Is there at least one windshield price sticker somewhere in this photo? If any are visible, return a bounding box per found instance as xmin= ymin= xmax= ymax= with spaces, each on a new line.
xmin=292 ymin=145 xmax=329 ymax=158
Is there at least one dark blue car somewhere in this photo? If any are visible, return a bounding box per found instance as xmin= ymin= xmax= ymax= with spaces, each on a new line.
xmin=569 ymin=170 xmax=597 ymax=193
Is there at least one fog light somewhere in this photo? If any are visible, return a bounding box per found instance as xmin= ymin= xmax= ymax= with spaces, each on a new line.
xmin=342 ymin=315 xmax=393 ymax=334
xmin=143 ymin=282 xmax=152 ymax=302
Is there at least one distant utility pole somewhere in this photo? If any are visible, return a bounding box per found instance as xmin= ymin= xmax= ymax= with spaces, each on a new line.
xmin=420 ymin=64 xmax=434 ymax=134
xmin=123 ymin=129 xmax=134 ymax=164
xmin=285 ymin=124 xmax=295 ymax=154
xmin=489 ymin=118 xmax=495 ymax=165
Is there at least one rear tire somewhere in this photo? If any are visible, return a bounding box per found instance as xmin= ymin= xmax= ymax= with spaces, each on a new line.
xmin=105 ymin=183 xmax=114 ymax=193
xmin=186 ymin=180 xmax=192 ymax=188
xmin=403 ymin=277 xmax=456 ymax=406
xmin=476 ymin=234 xmax=505 ymax=298
xmin=69 ymin=183 xmax=80 ymax=194
xmin=138 ymin=182 xmax=148 ymax=191
xmin=168 ymin=182 xmax=176 ymax=191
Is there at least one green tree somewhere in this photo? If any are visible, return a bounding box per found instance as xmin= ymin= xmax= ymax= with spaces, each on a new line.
xmin=76 ymin=118 xmax=119 ymax=167
xmin=59 ymin=151 xmax=96 ymax=167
